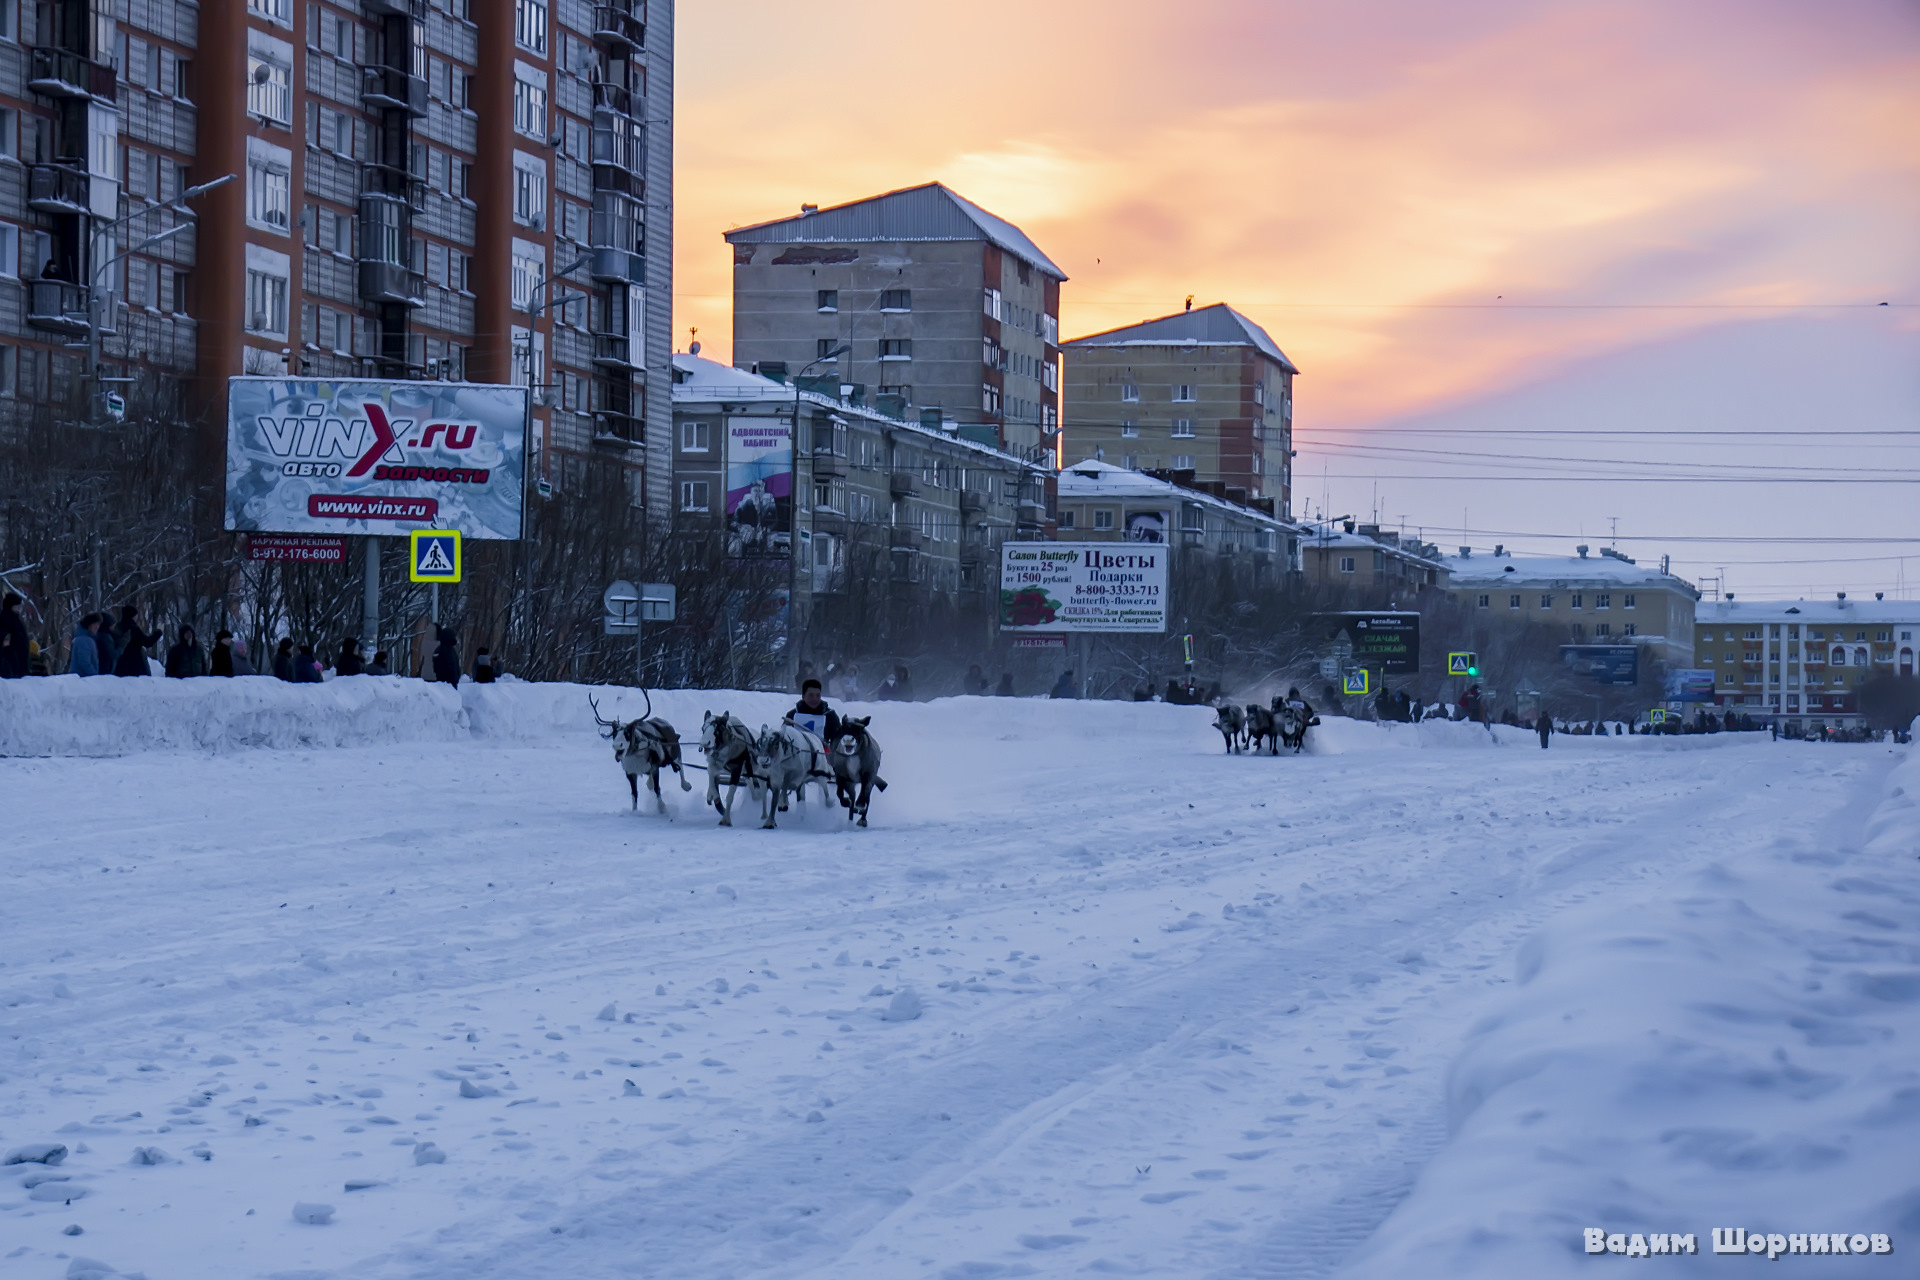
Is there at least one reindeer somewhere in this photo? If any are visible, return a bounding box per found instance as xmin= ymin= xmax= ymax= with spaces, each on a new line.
xmin=830 ymin=716 xmax=887 ymax=826
xmin=699 ymin=711 xmax=760 ymax=827
xmin=750 ymin=720 xmax=832 ymax=829
xmin=1213 ymin=702 xmax=1247 ymax=753
xmin=1273 ymin=694 xmax=1317 ymax=754
xmin=1244 ymin=702 xmax=1278 ymax=755
xmin=591 ymin=693 xmax=691 ymax=814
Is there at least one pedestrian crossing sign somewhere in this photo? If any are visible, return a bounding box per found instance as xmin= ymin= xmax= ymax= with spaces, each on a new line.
xmin=409 ymin=529 xmax=462 ymax=583
xmin=1343 ymin=669 xmax=1370 ymax=696
xmin=1448 ymin=652 xmax=1475 ymax=676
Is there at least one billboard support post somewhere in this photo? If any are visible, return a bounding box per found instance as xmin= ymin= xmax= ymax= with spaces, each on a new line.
xmin=362 ymin=536 xmax=379 ymax=659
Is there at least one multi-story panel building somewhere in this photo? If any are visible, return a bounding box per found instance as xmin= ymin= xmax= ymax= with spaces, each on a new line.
xmin=1299 ymin=522 xmax=1449 ymax=601
xmin=1693 ymin=596 xmax=1918 ymax=731
xmin=1055 ymin=458 xmax=1302 ymax=590
xmin=723 ymin=183 xmax=1065 ymax=470
xmin=670 ymin=352 xmax=1050 ymax=650
xmin=1061 ymin=304 xmax=1297 ymax=511
xmin=1443 ymin=545 xmax=1699 ymax=672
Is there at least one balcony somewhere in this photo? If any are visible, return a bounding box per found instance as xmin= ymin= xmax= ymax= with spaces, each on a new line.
xmin=30 ymin=47 xmax=116 ymax=102
xmin=592 ymin=81 xmax=635 ymax=118
xmin=890 ymin=471 xmax=920 ymax=499
xmin=589 ymin=247 xmax=643 ymax=283
xmin=889 ymin=527 xmax=923 ymax=551
xmin=592 ymin=333 xmax=639 ymax=370
xmin=811 ymin=452 xmax=847 ymax=478
xmin=594 ymin=410 xmax=642 ymax=447
xmin=357 ymin=260 xmax=425 ymax=306
xmin=592 ymin=4 xmax=644 ymax=51
xmin=27 ymin=280 xmax=91 ymax=335
xmin=364 ymin=0 xmax=428 ymax=14
xmin=363 ymin=163 xmax=427 ymax=209
xmin=960 ymin=488 xmax=987 ymax=513
xmin=28 ymin=163 xmax=90 ymax=215
xmin=361 ymin=64 xmax=428 ymax=117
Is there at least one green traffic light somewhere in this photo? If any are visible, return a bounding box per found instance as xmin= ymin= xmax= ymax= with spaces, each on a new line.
xmin=1468 ymin=666 xmax=1479 ymax=677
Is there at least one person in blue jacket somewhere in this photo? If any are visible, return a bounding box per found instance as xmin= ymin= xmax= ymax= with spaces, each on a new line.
xmin=69 ymin=614 xmax=101 ymax=676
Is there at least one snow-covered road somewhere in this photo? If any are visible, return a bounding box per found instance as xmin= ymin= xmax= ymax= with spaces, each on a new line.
xmin=3 ymin=686 xmax=1912 ymax=1279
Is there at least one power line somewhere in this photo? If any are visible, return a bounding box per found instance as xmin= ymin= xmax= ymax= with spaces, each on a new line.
xmin=1293 ymin=427 xmax=1919 ymax=438
xmin=1395 ymin=527 xmax=1920 ymax=545
xmin=1306 ymin=439 xmax=1920 ymax=478
xmin=1311 ymin=474 xmax=1917 ymax=483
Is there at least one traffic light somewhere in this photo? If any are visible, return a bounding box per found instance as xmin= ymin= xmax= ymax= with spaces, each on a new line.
xmin=1467 ymin=652 xmax=1480 ymax=677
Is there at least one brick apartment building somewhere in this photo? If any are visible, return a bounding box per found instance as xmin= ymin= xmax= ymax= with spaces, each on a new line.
xmin=1 ymin=0 xmax=670 ymax=511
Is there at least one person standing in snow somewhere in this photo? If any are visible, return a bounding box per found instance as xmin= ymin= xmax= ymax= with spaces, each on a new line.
xmin=210 ymin=630 xmax=236 ymax=677
xmin=113 ymin=606 xmax=161 ymax=676
xmin=69 ymin=614 xmax=102 ymax=676
xmin=471 ymin=646 xmax=495 ymax=683
xmin=365 ymin=650 xmax=391 ymax=676
xmin=995 ymin=672 xmax=1016 ymax=697
xmin=335 ymin=637 xmax=365 ymax=676
xmin=0 ymin=592 xmax=29 ymax=679
xmin=293 ymin=642 xmax=324 ymax=683
xmin=964 ymin=663 xmax=989 ymax=695
xmin=92 ymin=614 xmax=117 ymax=677
xmin=228 ymin=636 xmax=257 ymax=676
xmin=1536 ymin=710 xmax=1553 ymax=749
xmin=272 ymin=637 xmax=296 ymax=681
xmin=431 ymin=626 xmax=461 ymax=685
xmin=1459 ymin=683 xmax=1485 ymax=724
xmin=164 ymin=626 xmax=206 ymax=677
xmin=1050 ymin=669 xmax=1078 ymax=699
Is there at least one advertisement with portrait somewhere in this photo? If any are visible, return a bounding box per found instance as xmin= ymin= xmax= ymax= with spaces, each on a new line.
xmin=726 ymin=417 xmax=792 ymax=558
xmin=1125 ymin=510 xmax=1170 ymax=544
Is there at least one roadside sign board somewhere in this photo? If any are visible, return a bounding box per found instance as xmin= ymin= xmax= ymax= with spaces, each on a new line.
xmin=1343 ymin=669 xmax=1371 ymax=697
xmin=409 ymin=529 xmax=462 ymax=583
xmin=1318 ymin=657 xmax=1340 ymax=681
xmin=1664 ymin=669 xmax=1715 ymax=702
xmin=247 ymin=534 xmax=346 ymax=563
xmin=1560 ymin=644 xmax=1639 ymax=686
xmin=640 ymin=583 xmax=677 ymax=622
xmin=1000 ymin=543 xmax=1167 ymax=633
xmin=1320 ymin=612 xmax=1419 ymax=674
xmin=1447 ymin=651 xmax=1474 ymax=677
xmin=603 ymin=579 xmax=639 ymax=635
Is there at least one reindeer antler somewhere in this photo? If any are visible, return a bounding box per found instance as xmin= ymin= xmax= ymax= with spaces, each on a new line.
xmin=589 ymin=694 xmax=620 ymax=738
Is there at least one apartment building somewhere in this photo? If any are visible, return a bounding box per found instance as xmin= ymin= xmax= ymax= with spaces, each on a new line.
xmin=670 ymin=351 xmax=1050 ymax=645
xmin=1693 ymin=595 xmax=1918 ymax=731
xmin=724 ymin=182 xmax=1065 ymax=468
xmin=0 ymin=0 xmax=670 ymax=513
xmin=1299 ymin=522 xmax=1449 ymax=602
xmin=1054 ymin=458 xmax=1301 ymax=593
xmin=1443 ymin=545 xmax=1699 ymax=671
xmin=1060 ymin=303 xmax=1296 ymax=511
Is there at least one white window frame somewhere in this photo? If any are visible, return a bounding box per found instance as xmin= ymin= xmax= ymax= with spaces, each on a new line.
xmin=0 ymin=223 xmax=18 ymax=280
xmin=245 ymin=138 xmax=293 ymax=235
xmin=1339 ymin=556 xmax=1357 ymax=573
xmin=515 ymin=0 xmax=549 ymax=54
xmin=1172 ymin=384 xmax=1196 ymax=402
xmin=1093 ymin=510 xmax=1115 ymax=532
xmin=512 ymin=152 xmax=547 ymax=228
xmin=510 ymin=237 xmax=545 ymax=310
xmin=246 ymin=33 xmax=295 ymax=125
xmin=1171 ymin=454 xmax=1195 ymax=470
xmin=512 ymin=62 xmax=549 ymax=139
xmin=248 ymin=0 xmax=291 ymax=27
xmin=680 ymin=420 xmax=710 ymax=452
xmin=1120 ymin=382 xmax=1139 ymax=402
xmin=679 ymin=480 xmax=709 ymax=512
xmin=1171 ymin=418 xmax=1195 ymax=438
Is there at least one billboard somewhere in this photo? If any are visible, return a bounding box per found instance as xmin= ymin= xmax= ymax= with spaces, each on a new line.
xmin=1664 ymin=668 xmax=1716 ymax=702
xmin=726 ymin=416 xmax=792 ymax=558
xmin=1561 ymin=644 xmax=1640 ymax=686
xmin=1330 ymin=612 xmax=1421 ymax=675
xmin=1001 ymin=542 xmax=1167 ymax=633
xmin=1124 ymin=510 xmax=1171 ymax=544
xmin=225 ymin=378 xmax=528 ymax=539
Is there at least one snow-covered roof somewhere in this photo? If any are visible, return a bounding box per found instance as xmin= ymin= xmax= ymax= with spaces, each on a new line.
xmin=1056 ymin=458 xmax=1294 ymax=528
xmin=1696 ymin=598 xmax=1920 ymax=625
xmin=1300 ymin=528 xmax=1448 ymax=569
xmin=670 ymin=353 xmax=1048 ymax=471
xmin=1062 ymin=304 xmax=1298 ymax=374
xmin=1444 ymin=552 xmax=1698 ymax=595
xmin=723 ymin=183 xmax=1067 ymax=282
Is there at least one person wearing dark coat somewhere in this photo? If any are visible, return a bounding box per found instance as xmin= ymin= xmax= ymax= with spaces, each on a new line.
xmin=164 ymin=626 xmax=206 ymax=678
xmin=431 ymin=626 xmax=460 ymax=685
xmin=69 ymin=614 xmax=102 ymax=676
xmin=471 ymin=647 xmax=495 ymax=683
xmin=293 ymin=642 xmax=324 ymax=683
xmin=113 ymin=606 xmax=162 ymax=676
xmin=995 ymin=673 xmax=1015 ymax=697
xmin=963 ymin=663 xmax=989 ymax=695
xmin=0 ymin=592 xmax=29 ymax=679
xmin=1537 ymin=711 xmax=1554 ymax=749
xmin=365 ymin=650 xmax=391 ymax=676
xmin=92 ymin=618 xmax=117 ymax=677
xmin=1050 ymin=669 xmax=1078 ymax=699
xmin=335 ymin=637 xmax=364 ymax=676
xmin=272 ymin=637 xmax=296 ymax=682
xmin=788 ymin=679 xmax=841 ymax=741
xmin=210 ymin=630 xmax=236 ymax=677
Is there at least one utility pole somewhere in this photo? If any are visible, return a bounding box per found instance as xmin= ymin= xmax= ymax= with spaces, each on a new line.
xmin=363 ymin=537 xmax=380 ymax=658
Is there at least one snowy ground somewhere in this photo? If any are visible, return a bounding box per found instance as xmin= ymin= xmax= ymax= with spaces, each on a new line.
xmin=2 ymin=681 xmax=1915 ymax=1279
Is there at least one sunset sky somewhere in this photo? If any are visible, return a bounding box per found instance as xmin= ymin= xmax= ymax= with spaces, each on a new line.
xmin=672 ymin=0 xmax=1920 ymax=599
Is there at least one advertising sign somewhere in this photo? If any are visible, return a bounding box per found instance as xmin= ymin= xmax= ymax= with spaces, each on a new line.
xmin=1000 ymin=543 xmax=1168 ymax=633
xmin=246 ymin=534 xmax=346 ymax=563
xmin=1124 ymin=510 xmax=1171 ymax=544
xmin=1664 ymin=669 xmax=1715 ymax=702
xmin=225 ymin=378 xmax=528 ymax=539
xmin=1326 ymin=612 xmax=1421 ymax=675
xmin=1561 ymin=644 xmax=1640 ymax=686
xmin=725 ymin=417 xmax=792 ymax=558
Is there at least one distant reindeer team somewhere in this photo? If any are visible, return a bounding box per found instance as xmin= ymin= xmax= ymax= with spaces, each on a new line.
xmin=1216 ymin=688 xmax=1319 ymax=756
xmin=591 ymin=684 xmax=886 ymax=829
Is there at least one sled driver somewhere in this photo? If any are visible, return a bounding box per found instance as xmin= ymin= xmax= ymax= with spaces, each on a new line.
xmin=788 ymin=678 xmax=843 ymax=742
xmin=1283 ymin=686 xmax=1320 ymax=727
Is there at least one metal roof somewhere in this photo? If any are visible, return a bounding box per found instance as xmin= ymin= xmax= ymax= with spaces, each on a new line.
xmin=723 ymin=183 xmax=1067 ymax=282
xmin=1062 ymin=304 xmax=1298 ymax=374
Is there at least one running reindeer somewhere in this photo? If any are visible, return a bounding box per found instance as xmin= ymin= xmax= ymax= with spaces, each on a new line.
xmin=750 ymin=719 xmax=835 ymax=829
xmin=699 ymin=710 xmax=761 ymax=827
xmin=830 ymin=715 xmax=887 ymax=826
xmin=1213 ymin=702 xmax=1247 ymax=753
xmin=591 ymin=693 xmax=691 ymax=814
xmin=1243 ymin=702 xmax=1278 ymax=755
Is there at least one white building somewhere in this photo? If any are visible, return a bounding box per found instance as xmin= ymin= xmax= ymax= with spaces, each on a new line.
xmin=1054 ymin=460 xmax=1303 ymax=592
xmin=1693 ymin=595 xmax=1919 ymax=731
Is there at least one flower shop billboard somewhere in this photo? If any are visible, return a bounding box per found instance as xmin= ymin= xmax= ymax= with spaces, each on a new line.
xmin=1000 ymin=543 xmax=1168 ymax=633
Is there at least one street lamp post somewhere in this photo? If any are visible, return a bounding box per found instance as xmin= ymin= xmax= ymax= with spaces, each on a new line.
xmin=87 ymin=173 xmax=235 ymax=422
xmin=521 ymin=254 xmax=589 ymax=490
xmin=788 ymin=346 xmax=849 ymax=681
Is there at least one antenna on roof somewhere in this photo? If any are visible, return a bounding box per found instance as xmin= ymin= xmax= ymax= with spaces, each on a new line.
xmin=1184 ymin=295 xmax=1194 ymax=312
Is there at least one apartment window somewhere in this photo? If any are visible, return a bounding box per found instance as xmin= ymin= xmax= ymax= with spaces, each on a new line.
xmin=513 ymin=77 xmax=548 ymax=139
xmin=1623 ymin=593 xmax=1636 ymax=608
xmin=245 ymin=269 xmax=289 ymax=338
xmin=512 ymin=155 xmax=547 ymax=227
xmin=1594 ymin=623 xmax=1612 ymax=637
xmin=1172 ymin=384 xmax=1196 ymax=402
xmin=246 ymin=35 xmax=293 ymax=125
xmin=1509 ymin=594 xmax=1522 ymax=609
xmin=1539 ymin=594 xmax=1553 ymax=608
xmin=1476 ymin=594 xmax=1490 ymax=608
xmin=1093 ymin=510 xmax=1115 ymax=531
xmin=1623 ymin=623 xmax=1637 ymax=636
xmin=680 ymin=421 xmax=710 ymax=452
xmin=679 ymin=480 xmax=709 ymax=512
xmin=246 ymin=150 xmax=292 ymax=233
xmin=1339 ymin=556 xmax=1357 ymax=573
xmin=1122 ymin=454 xmax=1138 ymax=469
xmin=0 ymin=108 xmax=15 ymax=161
xmin=1057 ymin=510 xmax=1075 ymax=531
xmin=879 ymin=288 xmax=910 ymax=311
xmin=878 ymin=339 xmax=912 ymax=360
xmin=510 ymin=241 xmax=544 ymax=309
xmin=1171 ymin=418 xmax=1195 ymax=437
xmin=1120 ymin=420 xmax=1137 ymax=438
xmin=983 ymin=287 xmax=1001 ymax=320
xmin=0 ymin=224 xmax=17 ymax=279
xmin=1595 ymin=593 xmax=1611 ymax=609
xmin=249 ymin=0 xmax=290 ymax=26
xmin=1120 ymin=383 xmax=1139 ymax=402
xmin=816 ymin=289 xmax=838 ymax=312
xmin=515 ymin=0 xmax=548 ymax=53
xmin=1171 ymin=454 xmax=1194 ymax=470
xmin=1570 ymin=593 xmax=1583 ymax=609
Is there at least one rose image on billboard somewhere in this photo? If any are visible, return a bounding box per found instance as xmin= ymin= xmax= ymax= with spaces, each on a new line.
xmin=1003 ymin=587 xmax=1060 ymax=628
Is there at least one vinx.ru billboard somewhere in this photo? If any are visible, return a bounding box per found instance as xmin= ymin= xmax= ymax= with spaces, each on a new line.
xmin=1001 ymin=543 xmax=1168 ymax=633
xmin=225 ymin=378 xmax=529 ymax=540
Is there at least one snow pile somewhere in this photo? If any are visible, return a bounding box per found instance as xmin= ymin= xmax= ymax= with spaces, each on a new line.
xmin=1340 ymin=739 xmax=1920 ymax=1277
xmin=0 ymin=674 xmax=469 ymax=757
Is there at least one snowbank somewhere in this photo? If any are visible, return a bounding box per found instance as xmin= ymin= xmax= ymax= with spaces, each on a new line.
xmin=1339 ymin=739 xmax=1920 ymax=1277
